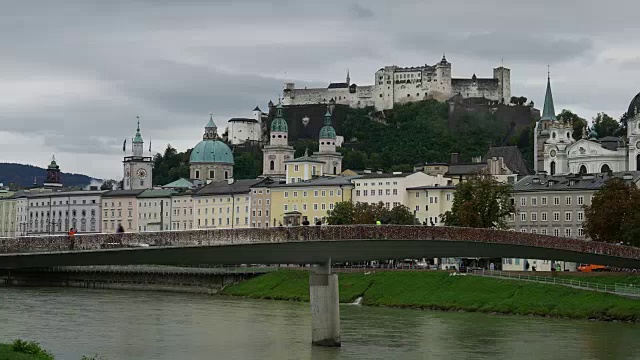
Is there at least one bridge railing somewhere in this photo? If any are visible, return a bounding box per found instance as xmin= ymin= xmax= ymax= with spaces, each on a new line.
xmin=470 ymin=269 xmax=640 ymax=297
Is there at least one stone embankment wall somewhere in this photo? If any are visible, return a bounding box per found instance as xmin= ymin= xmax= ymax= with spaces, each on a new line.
xmin=1 ymin=225 xmax=639 ymax=262
xmin=0 ymin=266 xmax=260 ymax=294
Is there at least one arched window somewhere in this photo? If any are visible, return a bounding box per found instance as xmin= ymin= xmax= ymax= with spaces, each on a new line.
xmin=601 ymin=164 xmax=611 ymax=173
xmin=333 ymin=166 xmax=337 ymax=175
xmin=224 ymin=171 xmax=229 ymax=179
xmin=550 ymin=161 xmax=556 ymax=175
xmin=579 ymin=165 xmax=587 ymax=175
xmin=636 ymin=155 xmax=640 ymax=171
xmin=269 ymin=160 xmax=275 ymax=171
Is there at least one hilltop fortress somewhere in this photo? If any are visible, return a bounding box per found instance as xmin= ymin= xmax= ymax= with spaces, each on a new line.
xmin=283 ymin=55 xmax=511 ymax=111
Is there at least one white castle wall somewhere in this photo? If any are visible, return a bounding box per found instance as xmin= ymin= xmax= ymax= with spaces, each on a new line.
xmin=286 ymin=58 xmax=509 ymax=111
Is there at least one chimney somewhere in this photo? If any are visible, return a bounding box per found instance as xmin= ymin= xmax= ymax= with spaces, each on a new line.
xmin=450 ymin=153 xmax=460 ymax=164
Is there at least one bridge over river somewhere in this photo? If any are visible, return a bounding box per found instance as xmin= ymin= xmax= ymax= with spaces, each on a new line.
xmin=2 ymin=225 xmax=639 ymax=346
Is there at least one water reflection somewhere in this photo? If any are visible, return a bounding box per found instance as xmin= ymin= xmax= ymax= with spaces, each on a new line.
xmin=0 ymin=288 xmax=639 ymax=360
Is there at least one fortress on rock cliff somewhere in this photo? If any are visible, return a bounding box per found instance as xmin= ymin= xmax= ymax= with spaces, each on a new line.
xmin=282 ymin=55 xmax=510 ymax=111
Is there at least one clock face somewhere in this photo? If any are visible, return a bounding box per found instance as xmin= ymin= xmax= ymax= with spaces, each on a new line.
xmin=125 ymin=168 xmax=131 ymax=178
xmin=550 ymin=150 xmax=557 ymax=157
xmin=137 ymin=168 xmax=147 ymax=179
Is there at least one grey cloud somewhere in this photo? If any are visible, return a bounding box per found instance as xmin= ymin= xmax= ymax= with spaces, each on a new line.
xmin=396 ymin=32 xmax=593 ymax=64
xmin=348 ymin=3 xmax=374 ymax=19
xmin=0 ymin=0 xmax=639 ymax=179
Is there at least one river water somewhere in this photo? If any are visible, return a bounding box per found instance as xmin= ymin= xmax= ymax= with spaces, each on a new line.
xmin=1 ymin=288 xmax=639 ymax=360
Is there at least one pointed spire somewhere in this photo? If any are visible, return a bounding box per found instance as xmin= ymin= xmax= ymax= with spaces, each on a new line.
xmin=324 ymin=109 xmax=332 ymax=126
xmin=133 ymin=116 xmax=144 ymax=143
xmin=540 ymin=69 xmax=557 ymax=121
xmin=346 ymin=69 xmax=350 ymax=85
xmin=206 ymin=113 xmax=216 ymax=128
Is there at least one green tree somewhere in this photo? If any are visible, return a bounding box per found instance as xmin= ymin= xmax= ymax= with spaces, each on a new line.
xmin=326 ymin=201 xmax=355 ymax=225
xmin=100 ymin=179 xmax=117 ymax=190
xmin=326 ymin=201 xmax=417 ymax=225
xmin=152 ymin=144 xmax=191 ymax=186
xmin=558 ymin=109 xmax=587 ymax=141
xmin=583 ymin=178 xmax=640 ymax=246
xmin=233 ymin=152 xmax=261 ymax=180
xmin=382 ymin=204 xmax=417 ymax=225
xmin=441 ymin=174 xmax=515 ymax=229
xmin=592 ymin=112 xmax=620 ymax=139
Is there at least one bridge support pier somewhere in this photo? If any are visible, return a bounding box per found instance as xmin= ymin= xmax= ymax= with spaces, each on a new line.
xmin=309 ymin=259 xmax=340 ymax=347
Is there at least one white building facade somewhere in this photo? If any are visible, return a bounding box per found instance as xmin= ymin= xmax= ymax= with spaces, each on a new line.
xmin=22 ymin=190 xmax=104 ymax=235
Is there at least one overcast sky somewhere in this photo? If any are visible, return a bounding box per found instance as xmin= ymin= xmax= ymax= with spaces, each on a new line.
xmin=1 ymin=0 xmax=639 ymax=180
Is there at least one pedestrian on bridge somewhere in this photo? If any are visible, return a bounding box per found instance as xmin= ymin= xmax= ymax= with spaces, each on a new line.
xmin=68 ymin=228 xmax=77 ymax=250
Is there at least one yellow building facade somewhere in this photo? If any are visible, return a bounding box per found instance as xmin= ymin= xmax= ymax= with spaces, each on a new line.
xmin=0 ymin=197 xmax=17 ymax=237
xmin=193 ymin=179 xmax=267 ymax=229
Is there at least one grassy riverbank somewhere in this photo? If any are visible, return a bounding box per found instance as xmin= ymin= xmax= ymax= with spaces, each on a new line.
xmin=0 ymin=341 xmax=53 ymax=360
xmin=221 ymin=270 xmax=640 ymax=321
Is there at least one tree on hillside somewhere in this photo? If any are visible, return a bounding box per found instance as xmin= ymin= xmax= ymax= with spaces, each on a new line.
xmin=233 ymin=152 xmax=262 ymax=180
xmin=100 ymin=179 xmax=117 ymax=190
xmin=152 ymin=144 xmax=191 ymax=186
xmin=592 ymin=112 xmax=620 ymax=139
xmin=441 ymin=174 xmax=515 ymax=229
xmin=326 ymin=201 xmax=416 ymax=225
xmin=583 ymin=178 xmax=640 ymax=246
xmin=617 ymin=112 xmax=630 ymax=137
xmin=558 ymin=109 xmax=588 ymax=141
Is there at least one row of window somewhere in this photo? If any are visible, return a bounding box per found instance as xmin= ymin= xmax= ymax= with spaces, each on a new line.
xmin=512 ymin=211 xmax=584 ymax=222
xmin=517 ymin=195 xmax=588 ymax=207
xmin=355 ymin=189 xmax=398 ymax=196
xmin=518 ymin=227 xmax=584 ymax=237
xmin=284 ymin=203 xmax=334 ymax=212
xmin=284 ymin=190 xmax=341 ymax=198
xmin=30 ymin=199 xmax=97 ymax=206
xmin=355 ymin=181 xmax=399 ymax=187
xmin=193 ymin=169 xmax=230 ymax=180
xmin=196 ymin=197 xmax=249 ymax=204
xmin=196 ymin=217 xmax=249 ymax=227
xmin=31 ymin=209 xmax=95 ymax=218
xmin=31 ymin=218 xmax=95 ymax=232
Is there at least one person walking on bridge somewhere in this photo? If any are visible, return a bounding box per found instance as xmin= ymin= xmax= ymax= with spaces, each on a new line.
xmin=68 ymin=227 xmax=77 ymax=250
xmin=116 ymin=223 xmax=125 ymax=244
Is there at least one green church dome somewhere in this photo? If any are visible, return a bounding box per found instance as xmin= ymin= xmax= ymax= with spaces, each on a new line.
xmin=189 ymin=140 xmax=234 ymax=164
xmin=319 ymin=109 xmax=336 ymax=139
xmin=270 ymin=102 xmax=288 ymax=132
xmin=319 ymin=125 xmax=336 ymax=139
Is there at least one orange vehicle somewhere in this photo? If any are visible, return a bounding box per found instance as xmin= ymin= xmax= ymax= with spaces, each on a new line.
xmin=577 ymin=264 xmax=607 ymax=272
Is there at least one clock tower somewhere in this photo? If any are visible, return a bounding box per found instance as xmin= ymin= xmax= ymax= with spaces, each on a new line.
xmin=123 ymin=117 xmax=153 ymax=190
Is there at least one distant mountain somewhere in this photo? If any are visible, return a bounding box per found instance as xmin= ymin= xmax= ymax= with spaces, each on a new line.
xmin=0 ymin=163 xmax=100 ymax=188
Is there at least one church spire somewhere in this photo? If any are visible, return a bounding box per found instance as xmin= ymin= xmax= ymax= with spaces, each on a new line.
xmin=133 ymin=116 xmax=144 ymax=143
xmin=540 ymin=68 xmax=556 ymax=121
xmin=346 ymin=69 xmax=350 ymax=85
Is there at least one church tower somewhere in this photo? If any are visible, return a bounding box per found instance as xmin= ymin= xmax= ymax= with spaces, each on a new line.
xmin=312 ymin=108 xmax=343 ymax=175
xmin=262 ymin=101 xmax=294 ymax=178
xmin=123 ymin=117 xmax=153 ymax=190
xmin=537 ymin=72 xmax=574 ymax=175
xmin=534 ymin=73 xmax=556 ymax=173
xmin=43 ymin=155 xmax=63 ymax=188
xmin=627 ymin=94 xmax=640 ymax=171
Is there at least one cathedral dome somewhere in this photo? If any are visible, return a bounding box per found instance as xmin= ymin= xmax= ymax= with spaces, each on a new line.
xmin=628 ymin=92 xmax=640 ymax=118
xmin=319 ymin=125 xmax=336 ymax=139
xmin=271 ymin=118 xmax=288 ymax=132
xmin=189 ymin=140 xmax=234 ymax=164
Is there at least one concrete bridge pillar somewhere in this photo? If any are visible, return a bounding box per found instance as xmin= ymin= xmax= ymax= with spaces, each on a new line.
xmin=309 ymin=259 xmax=340 ymax=347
